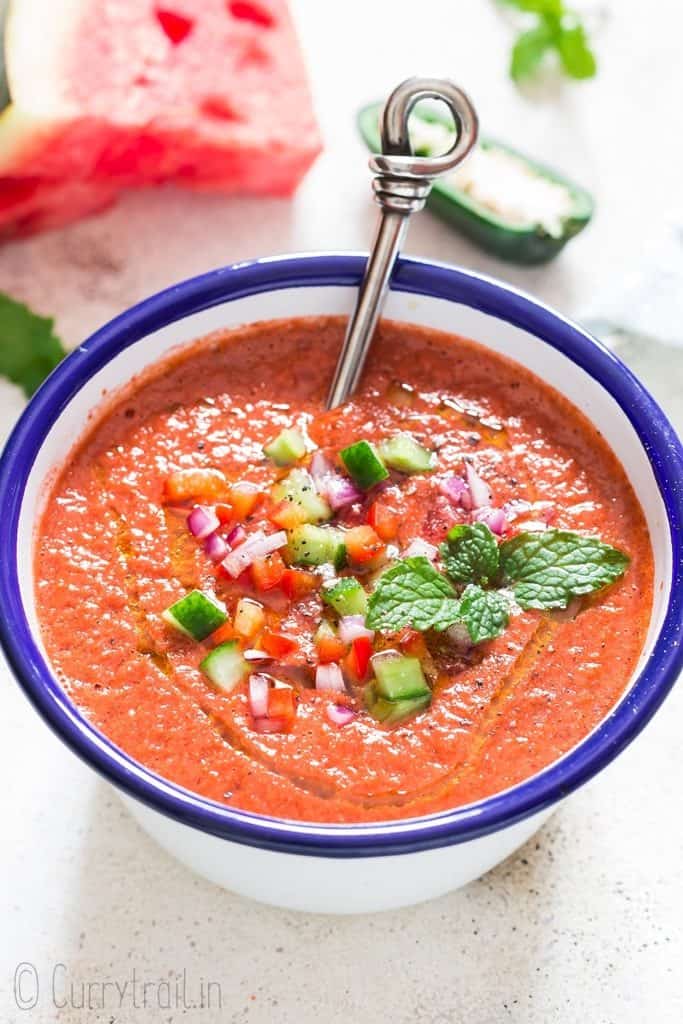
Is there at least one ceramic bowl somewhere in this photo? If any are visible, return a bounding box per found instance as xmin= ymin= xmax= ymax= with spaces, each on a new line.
xmin=1 ymin=254 xmax=681 ymax=913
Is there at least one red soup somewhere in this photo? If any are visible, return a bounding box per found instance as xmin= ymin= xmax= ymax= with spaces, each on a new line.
xmin=35 ymin=317 xmax=653 ymax=823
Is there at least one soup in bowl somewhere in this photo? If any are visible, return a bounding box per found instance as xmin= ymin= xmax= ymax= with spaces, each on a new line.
xmin=1 ymin=254 xmax=681 ymax=913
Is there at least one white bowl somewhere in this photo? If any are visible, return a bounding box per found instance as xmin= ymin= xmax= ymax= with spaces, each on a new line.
xmin=1 ymin=253 xmax=681 ymax=914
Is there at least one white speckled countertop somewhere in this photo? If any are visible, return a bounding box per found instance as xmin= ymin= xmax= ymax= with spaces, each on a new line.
xmin=1 ymin=1 xmax=681 ymax=1020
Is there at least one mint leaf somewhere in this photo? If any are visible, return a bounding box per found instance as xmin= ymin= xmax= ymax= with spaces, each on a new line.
xmin=556 ymin=23 xmax=597 ymax=78
xmin=500 ymin=529 xmax=629 ymax=610
xmin=510 ymin=22 xmax=555 ymax=81
xmin=440 ymin=522 xmax=499 ymax=585
xmin=366 ymin=556 xmax=461 ymax=633
xmin=0 ymin=293 xmax=66 ymax=397
xmin=457 ymin=585 xmax=510 ymax=644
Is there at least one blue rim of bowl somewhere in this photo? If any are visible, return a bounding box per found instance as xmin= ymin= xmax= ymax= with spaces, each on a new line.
xmin=0 ymin=253 xmax=681 ymax=858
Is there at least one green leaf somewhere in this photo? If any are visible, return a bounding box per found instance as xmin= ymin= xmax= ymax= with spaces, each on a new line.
xmin=0 ymin=292 xmax=66 ymax=397
xmin=556 ymin=23 xmax=597 ymax=78
xmin=440 ymin=522 xmax=500 ymax=585
xmin=457 ymin=584 xmax=510 ymax=644
xmin=500 ymin=529 xmax=629 ymax=610
xmin=509 ymin=22 xmax=555 ymax=80
xmin=366 ymin=556 xmax=461 ymax=633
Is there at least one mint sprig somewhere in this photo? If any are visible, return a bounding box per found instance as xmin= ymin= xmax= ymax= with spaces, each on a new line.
xmin=0 ymin=292 xmax=66 ymax=397
xmin=458 ymin=585 xmax=510 ymax=644
xmin=501 ymin=0 xmax=597 ymax=83
xmin=440 ymin=522 xmax=499 ymax=585
xmin=366 ymin=557 xmax=461 ymax=633
xmin=500 ymin=529 xmax=629 ymax=610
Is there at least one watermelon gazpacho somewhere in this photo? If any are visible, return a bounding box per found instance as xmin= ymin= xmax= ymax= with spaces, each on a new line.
xmin=35 ymin=317 xmax=653 ymax=823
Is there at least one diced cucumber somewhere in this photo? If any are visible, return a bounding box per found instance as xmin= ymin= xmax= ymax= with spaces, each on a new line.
xmin=322 ymin=576 xmax=368 ymax=617
xmin=287 ymin=524 xmax=347 ymax=569
xmin=271 ymin=468 xmax=331 ymax=524
xmin=263 ymin=427 xmax=307 ymax=466
xmin=372 ymin=654 xmax=430 ymax=701
xmin=378 ymin=434 xmax=435 ymax=474
xmin=314 ymin=619 xmax=337 ymax=644
xmin=364 ymin=683 xmax=431 ymax=724
xmin=200 ymin=640 xmax=248 ymax=692
xmin=162 ymin=590 xmax=227 ymax=641
xmin=340 ymin=440 xmax=389 ymax=489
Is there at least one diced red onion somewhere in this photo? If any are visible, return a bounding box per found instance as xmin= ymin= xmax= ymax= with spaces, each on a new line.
xmin=325 ymin=475 xmax=363 ymax=510
xmin=403 ymin=538 xmax=439 ymax=561
xmin=446 ymin=622 xmax=472 ymax=651
xmin=244 ymin=649 xmax=273 ymax=663
xmin=310 ymin=452 xmax=362 ymax=510
xmin=338 ymin=615 xmax=374 ymax=644
xmin=310 ymin=451 xmax=335 ymax=487
xmin=503 ymin=499 xmax=532 ymax=522
xmin=187 ymin=504 xmax=220 ymax=540
xmin=204 ymin=532 xmax=229 ymax=562
xmin=326 ymin=703 xmax=357 ymax=727
xmin=226 ymin=524 xmax=247 ymax=547
xmin=438 ymin=474 xmax=472 ymax=510
xmin=315 ymin=663 xmax=346 ymax=693
xmin=248 ymin=673 xmax=270 ymax=718
xmin=221 ymin=530 xmax=287 ymax=578
xmin=465 ymin=462 xmax=493 ymax=509
xmin=472 ymin=506 xmax=508 ymax=535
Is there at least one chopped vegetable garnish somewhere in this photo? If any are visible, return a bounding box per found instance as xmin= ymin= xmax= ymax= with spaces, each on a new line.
xmin=229 ymin=482 xmax=261 ymax=520
xmin=165 ymin=468 xmax=229 ymax=503
xmin=465 ymin=462 xmax=493 ymax=509
xmin=260 ymin=630 xmax=298 ymax=658
xmin=350 ymin=635 xmax=373 ymax=679
xmin=187 ymin=504 xmax=220 ymax=540
xmin=322 ymin=577 xmax=368 ymax=617
xmin=339 ymin=440 xmax=389 ymax=490
xmin=263 ymin=427 xmax=307 ymax=466
xmin=314 ymin=620 xmax=348 ymax=664
xmin=251 ymin=552 xmax=286 ymax=591
xmin=221 ymin=530 xmax=287 ymax=578
xmin=364 ymin=684 xmax=431 ymax=725
xmin=338 ymin=615 xmax=374 ymax=644
xmin=271 ymin=468 xmax=332 ymax=526
xmin=286 ymin=523 xmax=346 ymax=569
xmin=377 ymin=434 xmax=435 ymax=474
xmin=200 ymin=640 xmax=248 ymax=692
xmin=372 ymin=653 xmax=430 ymax=702
xmin=344 ymin=525 xmax=385 ymax=565
xmin=162 ymin=589 xmax=228 ymax=640
xmin=281 ymin=567 xmax=319 ymax=599
xmin=315 ymin=662 xmax=346 ymax=693
xmin=367 ymin=498 xmax=401 ymax=541
xmin=326 ymin=704 xmax=356 ymax=727
xmin=233 ymin=597 xmax=265 ymax=639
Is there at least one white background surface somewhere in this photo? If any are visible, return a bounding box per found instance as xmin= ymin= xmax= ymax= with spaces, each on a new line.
xmin=1 ymin=1 xmax=681 ymax=1020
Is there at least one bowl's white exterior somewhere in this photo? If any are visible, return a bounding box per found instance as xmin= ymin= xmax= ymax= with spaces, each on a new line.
xmin=122 ymin=794 xmax=555 ymax=913
xmin=15 ymin=277 xmax=671 ymax=913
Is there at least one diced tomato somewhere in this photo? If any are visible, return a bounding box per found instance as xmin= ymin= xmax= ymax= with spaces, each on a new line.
xmin=229 ymin=482 xmax=262 ymax=519
xmin=367 ymin=499 xmax=400 ymax=541
xmin=266 ymin=686 xmax=296 ymax=726
xmin=344 ymin=525 xmax=385 ymax=564
xmin=164 ymin=468 xmax=229 ymax=503
xmin=397 ymin=627 xmax=428 ymax=658
xmin=233 ymin=597 xmax=265 ymax=639
xmin=260 ymin=629 xmax=298 ymax=658
xmin=269 ymin=500 xmax=306 ymax=530
xmin=215 ymin=503 xmax=233 ymax=524
xmin=209 ymin=620 xmax=235 ymax=645
xmin=316 ymin=634 xmax=347 ymax=664
xmin=350 ymin=636 xmax=373 ymax=679
xmin=281 ymin=568 xmax=318 ymax=600
xmin=251 ymin=552 xmax=286 ymax=591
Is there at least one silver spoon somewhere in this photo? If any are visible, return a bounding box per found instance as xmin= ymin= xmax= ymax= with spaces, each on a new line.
xmin=327 ymin=77 xmax=479 ymax=410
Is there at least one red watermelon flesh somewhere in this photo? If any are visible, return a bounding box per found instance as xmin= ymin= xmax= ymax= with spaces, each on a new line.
xmin=0 ymin=0 xmax=321 ymax=236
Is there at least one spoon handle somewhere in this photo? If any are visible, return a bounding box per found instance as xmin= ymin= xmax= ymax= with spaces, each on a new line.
xmin=326 ymin=77 xmax=479 ymax=410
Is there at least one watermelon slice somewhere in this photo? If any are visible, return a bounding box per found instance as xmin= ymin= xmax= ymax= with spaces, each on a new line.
xmin=0 ymin=0 xmax=321 ymax=237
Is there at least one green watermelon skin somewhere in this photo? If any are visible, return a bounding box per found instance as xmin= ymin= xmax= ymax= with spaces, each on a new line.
xmin=0 ymin=0 xmax=321 ymax=236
